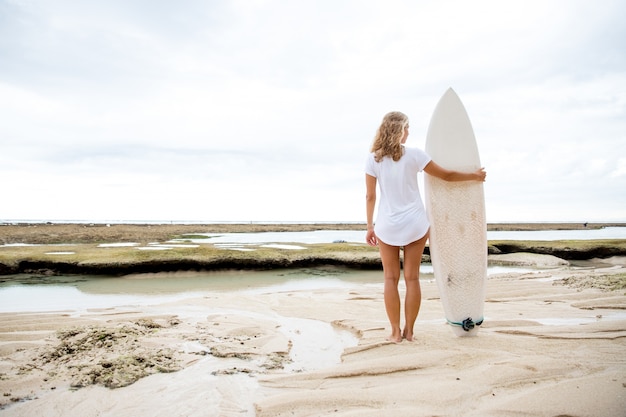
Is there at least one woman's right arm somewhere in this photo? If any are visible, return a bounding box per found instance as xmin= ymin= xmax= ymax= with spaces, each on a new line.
xmin=423 ymin=161 xmax=486 ymax=182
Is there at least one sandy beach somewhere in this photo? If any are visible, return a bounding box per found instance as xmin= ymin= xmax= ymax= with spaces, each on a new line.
xmin=1 ymin=251 xmax=625 ymax=416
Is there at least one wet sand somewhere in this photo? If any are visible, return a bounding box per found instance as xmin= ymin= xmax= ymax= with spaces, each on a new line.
xmin=1 ymin=254 xmax=625 ymax=416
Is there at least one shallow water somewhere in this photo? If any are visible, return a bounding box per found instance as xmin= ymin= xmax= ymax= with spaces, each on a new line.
xmin=487 ymin=226 xmax=626 ymax=241
xmin=0 ymin=265 xmax=539 ymax=313
xmin=181 ymin=227 xmax=626 ymax=245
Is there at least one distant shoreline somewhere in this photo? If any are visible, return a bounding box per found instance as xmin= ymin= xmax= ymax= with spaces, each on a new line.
xmin=2 ymin=221 xmax=625 ymax=228
xmin=1 ymin=222 xmax=625 ymax=246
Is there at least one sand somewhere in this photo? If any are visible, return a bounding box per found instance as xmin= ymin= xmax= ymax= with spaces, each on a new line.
xmin=1 ymin=255 xmax=625 ymax=416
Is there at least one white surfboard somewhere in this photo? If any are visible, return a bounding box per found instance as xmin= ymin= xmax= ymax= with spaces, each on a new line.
xmin=424 ymin=88 xmax=487 ymax=337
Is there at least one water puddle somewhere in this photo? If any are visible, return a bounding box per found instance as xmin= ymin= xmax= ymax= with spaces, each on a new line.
xmin=533 ymin=312 xmax=626 ymax=326
xmin=162 ymin=305 xmax=359 ymax=373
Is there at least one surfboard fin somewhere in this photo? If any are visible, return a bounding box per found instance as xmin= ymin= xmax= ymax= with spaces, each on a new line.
xmin=447 ymin=317 xmax=484 ymax=331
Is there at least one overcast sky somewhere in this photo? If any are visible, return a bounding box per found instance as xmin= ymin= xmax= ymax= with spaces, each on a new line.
xmin=1 ymin=0 xmax=625 ymax=223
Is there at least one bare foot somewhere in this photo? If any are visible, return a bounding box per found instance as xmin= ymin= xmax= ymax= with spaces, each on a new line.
xmin=403 ymin=330 xmax=414 ymax=342
xmin=387 ymin=328 xmax=402 ymax=343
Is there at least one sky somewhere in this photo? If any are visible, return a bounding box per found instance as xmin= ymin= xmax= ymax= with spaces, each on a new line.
xmin=1 ymin=0 xmax=625 ymax=223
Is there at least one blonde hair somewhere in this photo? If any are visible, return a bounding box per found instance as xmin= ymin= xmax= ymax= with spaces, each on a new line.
xmin=370 ymin=111 xmax=408 ymax=162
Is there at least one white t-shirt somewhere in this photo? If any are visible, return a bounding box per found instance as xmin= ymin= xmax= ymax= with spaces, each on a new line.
xmin=365 ymin=146 xmax=432 ymax=246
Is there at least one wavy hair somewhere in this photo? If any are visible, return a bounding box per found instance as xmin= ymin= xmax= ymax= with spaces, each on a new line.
xmin=370 ymin=111 xmax=408 ymax=162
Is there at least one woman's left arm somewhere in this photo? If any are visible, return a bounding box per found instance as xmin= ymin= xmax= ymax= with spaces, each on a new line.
xmin=365 ymin=174 xmax=378 ymax=246
xmin=424 ymin=161 xmax=486 ymax=182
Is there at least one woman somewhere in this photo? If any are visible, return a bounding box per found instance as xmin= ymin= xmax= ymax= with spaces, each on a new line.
xmin=365 ymin=111 xmax=486 ymax=342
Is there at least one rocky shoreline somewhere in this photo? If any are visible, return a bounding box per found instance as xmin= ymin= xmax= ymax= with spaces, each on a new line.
xmin=487 ymin=240 xmax=626 ymax=260
xmin=1 ymin=223 xmax=625 ymax=276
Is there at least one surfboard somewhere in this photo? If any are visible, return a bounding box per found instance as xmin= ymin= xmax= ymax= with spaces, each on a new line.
xmin=424 ymin=88 xmax=487 ymax=337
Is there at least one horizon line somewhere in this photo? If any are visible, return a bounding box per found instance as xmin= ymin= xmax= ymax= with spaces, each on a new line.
xmin=2 ymin=219 xmax=626 ymax=225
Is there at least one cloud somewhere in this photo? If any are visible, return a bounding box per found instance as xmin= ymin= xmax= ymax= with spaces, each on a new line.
xmin=1 ymin=0 xmax=625 ymax=222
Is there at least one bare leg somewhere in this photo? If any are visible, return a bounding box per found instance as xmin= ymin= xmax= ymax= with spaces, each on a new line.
xmin=378 ymin=240 xmax=402 ymax=342
xmin=402 ymin=232 xmax=428 ymax=341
